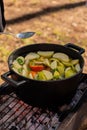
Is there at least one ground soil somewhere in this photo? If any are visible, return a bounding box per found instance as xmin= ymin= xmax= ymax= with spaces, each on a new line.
xmin=0 ymin=0 xmax=87 ymax=84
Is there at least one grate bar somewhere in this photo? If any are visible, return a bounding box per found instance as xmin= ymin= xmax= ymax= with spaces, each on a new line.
xmin=5 ymin=105 xmax=29 ymax=129
xmin=34 ymin=112 xmax=52 ymax=130
xmin=0 ymin=100 xmax=20 ymax=121
xmin=0 ymin=98 xmax=14 ymax=113
xmin=22 ymin=108 xmax=41 ymax=129
xmin=0 ymin=93 xmax=18 ymax=110
xmin=3 ymin=101 xmax=28 ymax=129
xmin=15 ymin=106 xmax=34 ymax=129
xmin=35 ymin=112 xmax=59 ymax=130
xmin=0 ymin=100 xmax=24 ymax=128
xmin=0 ymin=94 xmax=15 ymax=108
xmin=9 ymin=106 xmax=32 ymax=128
xmin=27 ymin=109 xmax=44 ymax=129
xmin=14 ymin=107 xmax=36 ymax=130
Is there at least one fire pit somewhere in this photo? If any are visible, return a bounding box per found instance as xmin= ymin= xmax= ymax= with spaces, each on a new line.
xmin=0 ymin=73 xmax=87 ymax=130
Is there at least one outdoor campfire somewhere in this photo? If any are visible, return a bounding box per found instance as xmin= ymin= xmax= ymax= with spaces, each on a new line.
xmin=0 ymin=0 xmax=87 ymax=130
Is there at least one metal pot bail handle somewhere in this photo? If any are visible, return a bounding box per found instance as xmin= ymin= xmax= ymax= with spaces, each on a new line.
xmin=65 ymin=43 xmax=85 ymax=54
xmin=1 ymin=71 xmax=26 ymax=87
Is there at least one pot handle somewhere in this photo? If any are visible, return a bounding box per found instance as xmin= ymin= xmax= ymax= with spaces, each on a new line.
xmin=65 ymin=43 xmax=85 ymax=54
xmin=1 ymin=71 xmax=26 ymax=87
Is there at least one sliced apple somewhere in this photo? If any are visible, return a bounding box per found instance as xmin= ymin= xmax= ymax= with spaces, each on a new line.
xmin=25 ymin=52 xmax=40 ymax=60
xmin=37 ymin=51 xmax=54 ymax=57
xmin=65 ymin=67 xmax=76 ymax=78
xmin=42 ymin=70 xmax=53 ymax=80
xmin=53 ymin=52 xmax=70 ymax=62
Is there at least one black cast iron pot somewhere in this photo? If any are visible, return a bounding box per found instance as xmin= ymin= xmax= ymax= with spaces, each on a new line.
xmin=0 ymin=43 xmax=85 ymax=107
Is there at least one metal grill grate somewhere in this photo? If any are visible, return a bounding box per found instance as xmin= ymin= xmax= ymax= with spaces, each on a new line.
xmin=0 ymin=93 xmax=60 ymax=130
